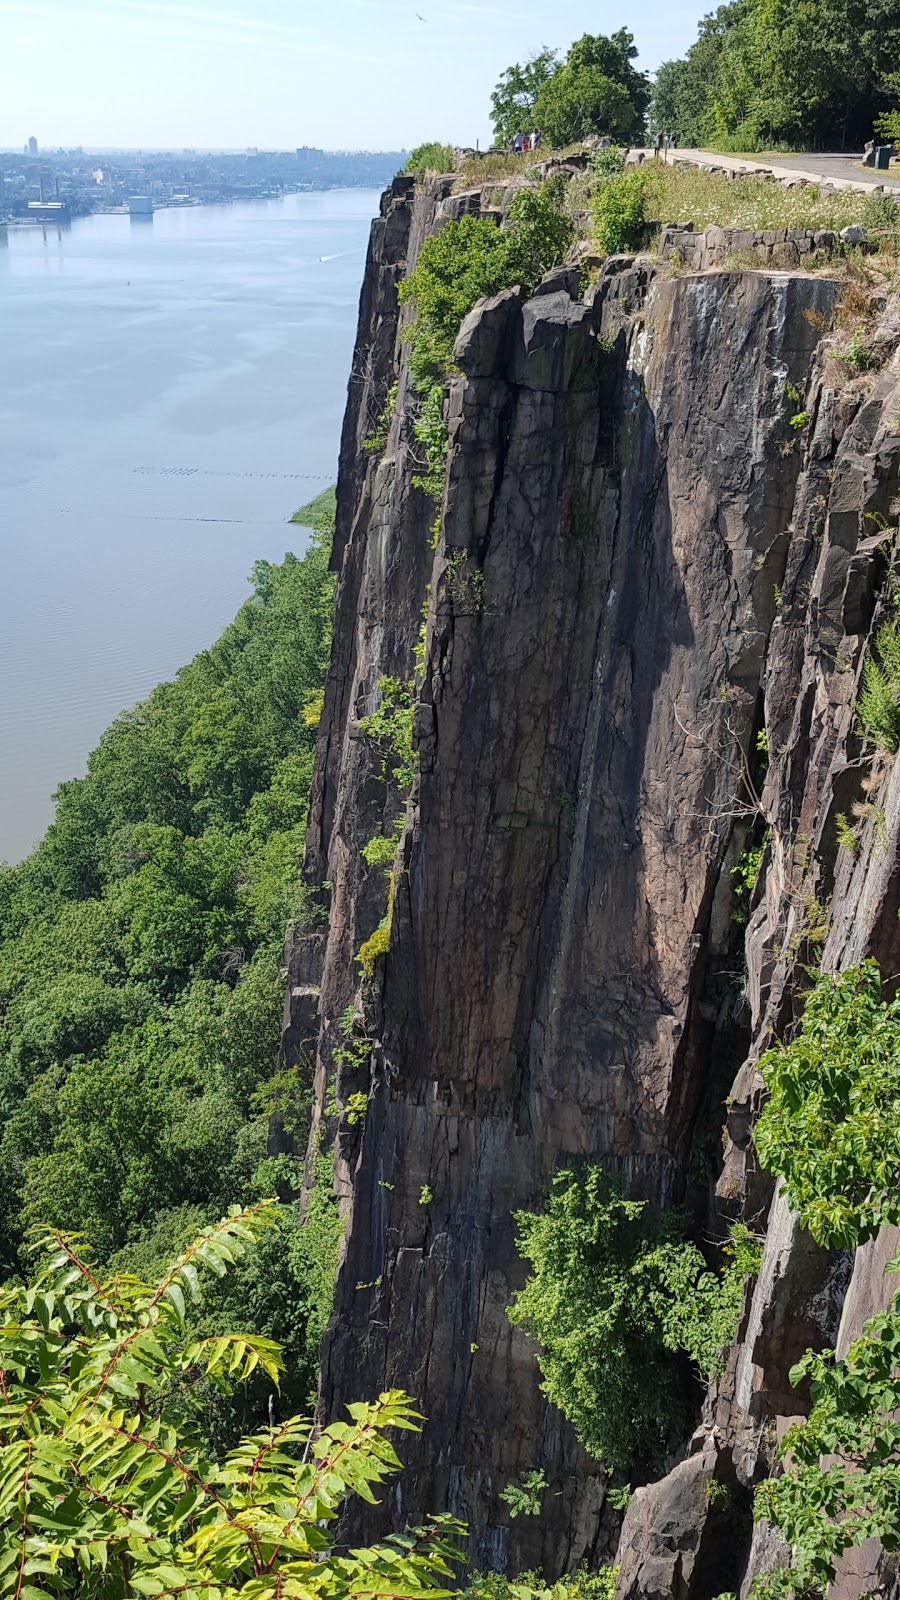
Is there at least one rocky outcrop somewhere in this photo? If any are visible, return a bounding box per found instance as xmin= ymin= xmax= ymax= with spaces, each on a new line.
xmin=660 ymin=221 xmax=842 ymax=271
xmin=282 ymin=171 xmax=900 ymax=1592
xmin=614 ymin=295 xmax=900 ymax=1599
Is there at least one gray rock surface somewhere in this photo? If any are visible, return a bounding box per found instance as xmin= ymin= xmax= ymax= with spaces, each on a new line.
xmin=282 ymin=170 xmax=900 ymax=1592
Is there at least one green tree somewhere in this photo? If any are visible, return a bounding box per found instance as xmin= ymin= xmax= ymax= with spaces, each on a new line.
xmin=490 ymin=48 xmax=560 ymax=144
xmin=534 ymin=33 xmax=649 ymax=147
xmin=649 ymin=0 xmax=900 ymax=151
xmin=508 ymin=1166 xmax=760 ymax=1469
xmin=0 ymin=534 xmax=335 ymax=1325
xmin=0 ymin=1205 xmax=463 ymax=1600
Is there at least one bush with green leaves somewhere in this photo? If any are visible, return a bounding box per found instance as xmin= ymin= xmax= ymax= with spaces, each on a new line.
xmin=411 ymin=385 xmax=450 ymax=498
xmin=745 ymin=960 xmax=900 ymax=1594
xmin=591 ymin=169 xmax=648 ymax=256
xmin=753 ymin=961 xmax=900 ymax=1249
xmin=591 ymin=146 xmax=626 ymax=177
xmin=752 ymin=1286 xmax=900 ymax=1598
xmin=359 ymin=677 xmax=415 ymax=789
xmin=499 ymin=1469 xmax=547 ymax=1518
xmin=0 ymin=1204 xmax=463 ymax=1600
xmin=507 ymin=1167 xmax=761 ymax=1469
xmin=460 ymin=1567 xmax=617 ymax=1600
xmin=405 ymin=143 xmax=455 ymax=176
xmin=731 ymin=837 xmax=766 ymax=926
xmin=397 ymin=185 xmax=573 ymax=517
xmin=398 ymin=186 xmax=574 ymax=392
xmin=858 ymin=620 xmax=900 ymax=752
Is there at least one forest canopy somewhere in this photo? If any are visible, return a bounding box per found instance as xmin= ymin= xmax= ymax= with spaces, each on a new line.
xmin=0 ymin=530 xmax=337 ymax=1438
xmin=650 ymin=0 xmax=900 ymax=151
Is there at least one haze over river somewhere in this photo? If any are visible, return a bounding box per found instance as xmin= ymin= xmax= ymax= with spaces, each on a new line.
xmin=0 ymin=188 xmax=381 ymax=862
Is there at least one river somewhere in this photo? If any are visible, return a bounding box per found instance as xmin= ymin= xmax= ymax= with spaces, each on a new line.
xmin=0 ymin=188 xmax=381 ymax=862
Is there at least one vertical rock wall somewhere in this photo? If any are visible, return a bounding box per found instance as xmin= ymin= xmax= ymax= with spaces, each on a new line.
xmin=283 ymin=174 xmax=900 ymax=1592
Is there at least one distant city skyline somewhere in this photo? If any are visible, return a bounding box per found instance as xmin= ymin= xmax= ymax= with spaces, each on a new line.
xmin=1 ymin=0 xmax=705 ymax=151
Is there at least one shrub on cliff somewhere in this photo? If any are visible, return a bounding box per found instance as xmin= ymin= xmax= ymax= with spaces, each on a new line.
xmin=753 ymin=1295 xmax=900 ymax=1599
xmin=591 ymin=168 xmax=648 ymax=254
xmin=858 ymin=620 xmax=900 ymax=752
xmin=398 ymin=186 xmax=573 ymax=391
xmin=753 ymin=961 xmax=900 ymax=1248
xmin=461 ymin=1569 xmax=617 ymax=1600
xmin=750 ymin=962 xmax=900 ymax=1598
xmin=508 ymin=1166 xmax=761 ymax=1469
xmin=405 ymin=142 xmax=455 ymax=176
xmin=0 ymin=1204 xmax=463 ymax=1600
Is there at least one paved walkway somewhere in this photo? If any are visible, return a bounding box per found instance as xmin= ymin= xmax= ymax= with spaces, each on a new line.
xmin=640 ymin=147 xmax=900 ymax=191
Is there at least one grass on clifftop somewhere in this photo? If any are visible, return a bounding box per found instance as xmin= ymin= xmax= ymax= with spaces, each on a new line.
xmin=638 ymin=164 xmax=897 ymax=235
xmin=291 ymin=485 xmax=337 ymax=526
xmin=578 ymin=158 xmax=900 ymax=257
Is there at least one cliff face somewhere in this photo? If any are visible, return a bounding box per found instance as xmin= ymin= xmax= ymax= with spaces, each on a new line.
xmin=283 ymin=175 xmax=900 ymax=1594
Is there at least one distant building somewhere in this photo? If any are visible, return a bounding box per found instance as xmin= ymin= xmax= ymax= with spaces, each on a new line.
xmin=27 ymin=199 xmax=70 ymax=221
xmin=128 ymin=195 xmax=153 ymax=216
xmin=27 ymin=136 xmax=38 ymax=157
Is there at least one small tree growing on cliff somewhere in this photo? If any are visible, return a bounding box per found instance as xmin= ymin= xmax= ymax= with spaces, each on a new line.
xmin=508 ymin=1167 xmax=760 ymax=1470
xmin=0 ymin=1202 xmax=464 ymax=1600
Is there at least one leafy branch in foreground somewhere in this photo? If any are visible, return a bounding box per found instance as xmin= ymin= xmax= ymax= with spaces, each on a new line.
xmin=0 ymin=1203 xmax=464 ymax=1600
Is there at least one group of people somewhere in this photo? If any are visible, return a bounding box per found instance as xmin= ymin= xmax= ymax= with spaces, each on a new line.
xmin=654 ymin=130 xmax=678 ymax=154
xmin=511 ymin=130 xmax=541 ymax=154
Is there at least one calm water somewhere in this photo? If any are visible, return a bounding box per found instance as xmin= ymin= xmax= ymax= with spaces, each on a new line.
xmin=0 ymin=189 xmax=380 ymax=862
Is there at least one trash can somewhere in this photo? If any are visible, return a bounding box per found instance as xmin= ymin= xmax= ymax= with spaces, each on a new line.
xmin=875 ymin=144 xmax=892 ymax=170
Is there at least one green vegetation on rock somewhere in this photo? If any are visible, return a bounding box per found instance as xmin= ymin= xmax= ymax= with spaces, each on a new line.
xmin=508 ymin=1166 xmax=761 ymax=1470
xmin=750 ymin=962 xmax=900 ymax=1596
xmin=399 ymin=185 xmax=574 ymax=392
xmin=753 ymin=1288 xmax=900 ymax=1599
xmin=405 ymin=142 xmax=455 ymax=175
xmin=858 ymin=620 xmax=900 ymax=752
xmin=461 ymin=1569 xmax=618 ymax=1600
xmin=754 ymin=961 xmax=900 ymax=1248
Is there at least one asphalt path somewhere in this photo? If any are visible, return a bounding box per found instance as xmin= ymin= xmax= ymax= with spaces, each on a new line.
xmin=762 ymin=152 xmax=900 ymax=189
xmin=655 ymin=148 xmax=900 ymax=191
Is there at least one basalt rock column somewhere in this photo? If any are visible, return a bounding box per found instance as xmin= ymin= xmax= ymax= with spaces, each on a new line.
xmin=292 ymin=228 xmax=838 ymax=1572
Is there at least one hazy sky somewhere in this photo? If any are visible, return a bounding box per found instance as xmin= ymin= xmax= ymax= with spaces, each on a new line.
xmin=0 ymin=0 xmax=704 ymax=151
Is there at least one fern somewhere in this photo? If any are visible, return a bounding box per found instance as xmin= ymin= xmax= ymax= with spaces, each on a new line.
xmin=858 ymin=621 xmax=900 ymax=752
